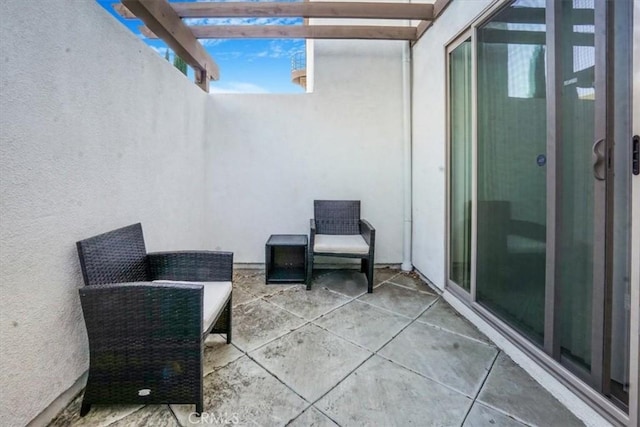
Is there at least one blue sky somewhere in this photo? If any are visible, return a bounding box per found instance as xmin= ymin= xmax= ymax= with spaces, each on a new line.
xmin=96 ymin=0 xmax=306 ymax=93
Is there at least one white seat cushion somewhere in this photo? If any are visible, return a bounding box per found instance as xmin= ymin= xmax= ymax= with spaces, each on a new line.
xmin=153 ymin=280 xmax=232 ymax=333
xmin=314 ymin=234 xmax=369 ymax=255
xmin=507 ymin=235 xmax=546 ymax=255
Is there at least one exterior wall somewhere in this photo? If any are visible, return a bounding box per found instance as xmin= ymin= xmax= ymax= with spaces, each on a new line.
xmin=411 ymin=0 xmax=492 ymax=289
xmin=206 ymin=40 xmax=405 ymax=264
xmin=0 ymin=1 xmax=211 ymax=425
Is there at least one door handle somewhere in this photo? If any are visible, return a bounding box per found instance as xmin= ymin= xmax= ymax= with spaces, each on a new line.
xmin=592 ymin=138 xmax=606 ymax=181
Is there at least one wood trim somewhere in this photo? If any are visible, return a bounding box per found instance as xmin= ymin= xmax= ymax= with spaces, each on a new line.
xmin=434 ymin=0 xmax=453 ymax=18
xmin=139 ymin=25 xmax=157 ymax=39
xmin=414 ymin=0 xmax=451 ymax=43
xmin=122 ymin=0 xmax=219 ymax=86
xmin=143 ymin=24 xmax=417 ymax=41
xmin=170 ymin=2 xmax=434 ymax=20
xmin=113 ymin=3 xmax=136 ymax=19
xmin=415 ymin=20 xmax=432 ymax=40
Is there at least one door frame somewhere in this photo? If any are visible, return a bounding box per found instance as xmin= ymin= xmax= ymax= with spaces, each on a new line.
xmin=442 ymin=0 xmax=634 ymax=423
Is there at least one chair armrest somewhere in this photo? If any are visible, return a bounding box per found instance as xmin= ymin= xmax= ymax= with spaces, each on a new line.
xmin=79 ymin=282 xmax=204 ymax=341
xmin=148 ymin=251 xmax=233 ymax=282
xmin=359 ymin=219 xmax=376 ymax=247
xmin=310 ymin=219 xmax=317 ymax=249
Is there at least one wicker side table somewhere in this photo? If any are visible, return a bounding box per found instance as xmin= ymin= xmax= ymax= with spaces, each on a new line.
xmin=265 ymin=234 xmax=308 ymax=284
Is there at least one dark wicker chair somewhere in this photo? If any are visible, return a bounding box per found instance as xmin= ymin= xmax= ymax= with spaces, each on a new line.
xmin=308 ymin=200 xmax=376 ymax=293
xmin=76 ymin=223 xmax=232 ymax=417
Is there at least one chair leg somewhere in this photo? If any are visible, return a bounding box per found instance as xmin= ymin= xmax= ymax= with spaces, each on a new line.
xmin=80 ymin=402 xmax=91 ymax=417
xmin=367 ymin=257 xmax=374 ymax=293
xmin=226 ymin=297 xmax=232 ymax=344
xmin=195 ymin=401 xmax=203 ymax=416
xmin=360 ymin=258 xmax=367 ymax=273
xmin=306 ymin=253 xmax=313 ymax=290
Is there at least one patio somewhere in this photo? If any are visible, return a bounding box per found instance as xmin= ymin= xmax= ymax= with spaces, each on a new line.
xmin=48 ymin=268 xmax=583 ymax=427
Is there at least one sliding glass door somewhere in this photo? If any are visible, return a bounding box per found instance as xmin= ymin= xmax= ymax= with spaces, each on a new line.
xmin=447 ymin=0 xmax=632 ymax=411
xmin=448 ymin=37 xmax=472 ymax=292
xmin=475 ymin=0 xmax=547 ymax=346
xmin=554 ymin=0 xmax=600 ymax=381
xmin=474 ymin=0 xmax=609 ymax=387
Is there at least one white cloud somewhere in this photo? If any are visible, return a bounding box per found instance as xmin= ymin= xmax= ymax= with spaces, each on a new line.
xmin=252 ymin=39 xmax=305 ymax=59
xmin=208 ymin=81 xmax=271 ymax=94
xmin=184 ymin=17 xmax=302 ymax=26
xmin=200 ymin=39 xmax=228 ymax=47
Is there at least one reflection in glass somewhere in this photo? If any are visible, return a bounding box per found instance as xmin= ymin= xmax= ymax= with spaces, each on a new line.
xmin=449 ymin=40 xmax=472 ymax=291
xmin=476 ymin=0 xmax=547 ymax=345
xmin=558 ymin=0 xmax=595 ymax=373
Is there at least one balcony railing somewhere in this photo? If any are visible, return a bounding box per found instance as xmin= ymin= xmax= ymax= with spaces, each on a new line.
xmin=291 ymin=50 xmax=306 ymax=89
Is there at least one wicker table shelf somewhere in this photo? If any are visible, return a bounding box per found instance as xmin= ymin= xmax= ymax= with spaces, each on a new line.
xmin=265 ymin=234 xmax=308 ymax=284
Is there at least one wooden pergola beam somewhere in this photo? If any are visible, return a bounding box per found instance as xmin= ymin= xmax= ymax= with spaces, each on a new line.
xmin=433 ymin=0 xmax=453 ymax=18
xmin=414 ymin=20 xmax=432 ymax=41
xmin=170 ymin=2 xmax=434 ymax=20
xmin=415 ymin=0 xmax=452 ymax=43
xmin=121 ymin=0 xmax=219 ymax=91
xmin=143 ymin=25 xmax=417 ymax=41
xmin=113 ymin=3 xmax=136 ymax=19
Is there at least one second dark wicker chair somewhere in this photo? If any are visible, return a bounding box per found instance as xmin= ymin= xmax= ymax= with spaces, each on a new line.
xmin=76 ymin=223 xmax=233 ymax=417
xmin=308 ymin=200 xmax=376 ymax=293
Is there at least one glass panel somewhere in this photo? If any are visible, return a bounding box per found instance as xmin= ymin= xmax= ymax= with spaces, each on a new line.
xmin=557 ymin=0 xmax=595 ymax=372
xmin=476 ymin=0 xmax=547 ymax=345
xmin=449 ymin=39 xmax=472 ymax=291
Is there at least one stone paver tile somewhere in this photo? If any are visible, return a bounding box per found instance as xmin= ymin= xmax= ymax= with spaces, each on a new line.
xmin=373 ymin=268 xmax=400 ymax=286
xmin=417 ymin=299 xmax=493 ymax=345
xmin=171 ymin=356 xmax=307 ymax=426
xmin=379 ymin=322 xmax=498 ymax=396
xmin=231 ymin=287 xmax=258 ymax=307
xmin=264 ymin=286 xmax=351 ymax=320
xmin=251 ymin=324 xmax=372 ymax=402
xmin=462 ymin=403 xmax=528 ymax=427
xmin=235 ymin=279 xmax=301 ymax=299
xmin=203 ymin=334 xmax=244 ymax=375
xmin=318 ymin=355 xmax=472 ymax=427
xmin=232 ymin=299 xmax=306 ymax=352
xmin=109 ymin=405 xmax=178 ymax=427
xmin=310 ymin=269 xmax=369 ymax=298
xmin=314 ymin=300 xmax=411 ymax=352
xmin=287 ymin=407 xmax=339 ymax=427
xmin=47 ymin=394 xmax=141 ymax=427
xmin=477 ymin=353 xmax=584 ymax=427
xmin=233 ymin=269 xmax=264 ymax=283
xmin=388 ymin=271 xmax=436 ymax=293
xmin=358 ymin=282 xmax=437 ymax=318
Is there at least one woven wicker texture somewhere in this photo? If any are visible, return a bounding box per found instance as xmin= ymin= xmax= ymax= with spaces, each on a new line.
xmin=76 ymin=223 xmax=233 ymax=416
xmin=314 ymin=200 xmax=360 ymax=235
xmin=76 ymin=223 xmax=147 ymax=286
xmin=79 ymin=282 xmax=202 ymax=406
xmin=149 ymin=251 xmax=233 ymax=282
xmin=309 ymin=201 xmax=375 ymax=293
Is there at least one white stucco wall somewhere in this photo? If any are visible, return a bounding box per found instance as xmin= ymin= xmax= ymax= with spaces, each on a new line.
xmin=411 ymin=0 xmax=493 ymax=289
xmin=0 ymin=1 xmax=211 ymax=425
xmin=206 ymin=40 xmax=405 ymax=264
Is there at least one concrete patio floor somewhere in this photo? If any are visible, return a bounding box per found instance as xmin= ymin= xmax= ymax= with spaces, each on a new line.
xmin=49 ymin=268 xmax=584 ymax=427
